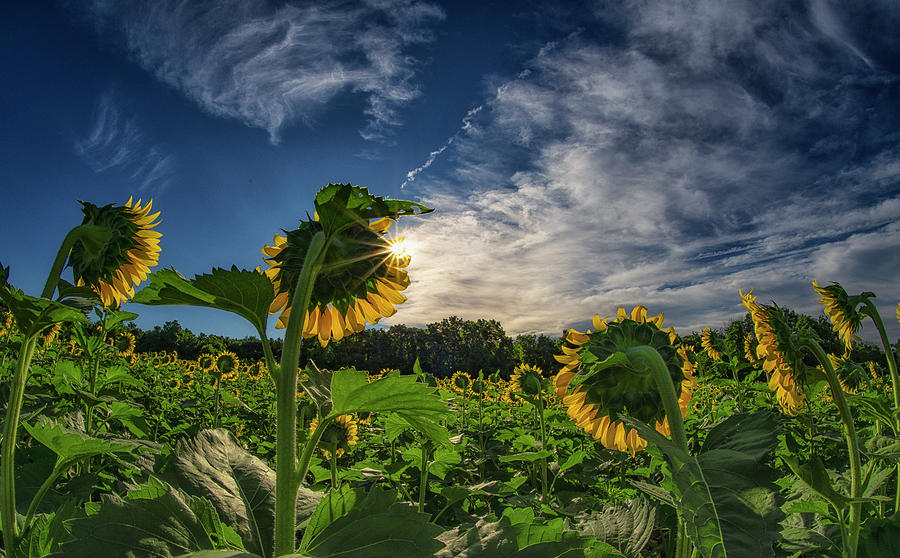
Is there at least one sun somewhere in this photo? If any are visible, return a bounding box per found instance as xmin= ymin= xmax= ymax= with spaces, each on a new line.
xmin=388 ymin=236 xmax=414 ymax=259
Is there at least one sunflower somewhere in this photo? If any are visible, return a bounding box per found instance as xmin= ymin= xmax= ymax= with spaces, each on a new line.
xmin=69 ymin=197 xmax=161 ymax=308
xmin=42 ymin=322 xmax=61 ymax=347
xmin=812 ymin=281 xmax=863 ymax=351
xmin=510 ymin=364 xmax=544 ymax=396
xmin=309 ymin=415 xmax=358 ymax=459
xmin=743 ymin=333 xmax=757 ymax=362
xmin=262 ymin=184 xmax=429 ymax=348
xmin=701 ymin=328 xmax=722 ymax=361
xmin=553 ymin=306 xmax=693 ymax=455
xmin=197 ymin=353 xmax=216 ymax=372
xmin=112 ymin=331 xmax=136 ymax=357
xmin=741 ymin=290 xmax=805 ymax=415
xmin=215 ymin=350 xmax=240 ymax=381
xmin=450 ymin=371 xmax=472 ymax=393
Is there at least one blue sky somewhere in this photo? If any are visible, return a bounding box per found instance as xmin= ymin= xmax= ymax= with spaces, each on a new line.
xmin=2 ymin=1 xmax=899 ymax=344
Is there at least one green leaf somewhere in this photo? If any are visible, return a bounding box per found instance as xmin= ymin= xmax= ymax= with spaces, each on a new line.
xmin=575 ymin=499 xmax=657 ymax=558
xmin=164 ymin=429 xmax=323 ymax=558
xmin=24 ymin=417 xmax=140 ymax=464
xmin=174 ymin=552 xmax=262 ymax=558
xmin=858 ymin=517 xmax=900 ymax=558
xmin=300 ymin=363 xmax=333 ymax=416
xmin=0 ymin=265 xmax=88 ymax=338
xmin=566 ymin=353 xmax=629 ymax=392
xmin=48 ymin=477 xmax=245 ymax=558
xmin=782 ymin=456 xmax=849 ymax=512
xmin=101 ymin=309 xmax=139 ymax=331
xmin=97 ymin=365 xmax=144 ymax=390
xmin=313 ymin=183 xmax=433 ymax=235
xmin=700 ymin=411 xmax=779 ymax=462
xmin=132 ymin=267 xmax=274 ymax=336
xmin=498 ymin=450 xmax=554 ymax=463
xmin=297 ymin=485 xmax=443 ymax=558
xmin=626 ymin=412 xmax=783 ymax=558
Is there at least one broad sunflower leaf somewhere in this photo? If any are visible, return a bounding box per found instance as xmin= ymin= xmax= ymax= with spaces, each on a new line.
xmin=575 ymin=499 xmax=657 ymax=558
xmin=47 ymin=477 xmax=245 ymax=558
xmin=626 ymin=411 xmax=783 ymax=558
xmin=173 ymin=552 xmax=262 ymax=558
xmin=700 ymin=410 xmax=779 ymax=462
xmin=163 ymin=429 xmax=322 ymax=558
xmin=23 ymin=417 xmax=141 ymax=463
xmin=782 ymin=456 xmax=849 ymax=512
xmin=313 ymin=183 xmax=433 ymax=234
xmin=857 ymin=517 xmax=900 ymax=558
xmin=0 ymin=264 xmax=88 ymax=338
xmin=297 ymin=485 xmax=443 ymax=558
xmin=132 ymin=267 xmax=274 ymax=336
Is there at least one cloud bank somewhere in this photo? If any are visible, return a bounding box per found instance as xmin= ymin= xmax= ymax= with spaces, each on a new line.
xmin=85 ymin=0 xmax=444 ymax=143
xmin=393 ymin=0 xmax=900 ymax=342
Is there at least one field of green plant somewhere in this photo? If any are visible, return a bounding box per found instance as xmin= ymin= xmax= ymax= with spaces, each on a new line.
xmin=2 ymin=184 xmax=900 ymax=558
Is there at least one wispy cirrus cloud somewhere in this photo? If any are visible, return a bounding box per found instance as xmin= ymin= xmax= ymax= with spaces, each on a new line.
xmin=74 ymin=89 xmax=174 ymax=194
xmin=84 ymin=0 xmax=444 ymax=144
xmin=393 ymin=0 xmax=900 ymax=342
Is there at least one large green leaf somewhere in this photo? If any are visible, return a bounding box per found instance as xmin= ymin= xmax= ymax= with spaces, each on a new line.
xmin=48 ymin=477 xmax=244 ymax=558
xmin=131 ymin=267 xmax=274 ymax=336
xmin=575 ymin=499 xmax=656 ymax=558
xmin=329 ymin=369 xmax=451 ymax=445
xmin=857 ymin=517 xmax=900 ymax=558
xmin=23 ymin=417 xmax=141 ymax=464
xmin=0 ymin=264 xmax=88 ymax=338
xmin=782 ymin=456 xmax=849 ymax=512
xmin=297 ymin=485 xmax=443 ymax=558
xmin=626 ymin=411 xmax=783 ymax=558
xmin=164 ymin=429 xmax=322 ymax=558
xmin=699 ymin=410 xmax=779 ymax=462
xmin=313 ymin=183 xmax=433 ymax=235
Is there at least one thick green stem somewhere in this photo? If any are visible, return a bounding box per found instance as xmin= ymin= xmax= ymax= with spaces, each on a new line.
xmin=537 ymin=390 xmax=549 ymax=503
xmin=1 ymin=335 xmax=38 ymax=551
xmin=804 ymin=339 xmax=861 ymax=558
xmin=22 ymin=459 xmax=68 ymax=534
xmin=626 ymin=345 xmax=690 ymax=558
xmin=330 ymin=443 xmax=339 ymax=490
xmin=273 ymin=232 xmax=326 ymax=557
xmin=865 ymin=301 xmax=900 ymax=512
xmin=418 ymin=444 xmax=430 ymax=513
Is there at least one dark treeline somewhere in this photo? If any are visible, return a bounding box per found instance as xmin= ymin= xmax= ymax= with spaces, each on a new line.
xmin=127 ymin=316 xmax=564 ymax=379
xmin=102 ymin=306 xmax=899 ymax=379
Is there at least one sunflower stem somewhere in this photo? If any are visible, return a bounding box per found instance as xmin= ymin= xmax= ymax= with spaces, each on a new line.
xmin=418 ymin=442 xmax=430 ymax=514
xmin=273 ymin=231 xmax=326 ymax=558
xmin=330 ymin=442 xmax=339 ymax=490
xmin=863 ymin=300 xmax=900 ymax=512
xmin=537 ymin=389 xmax=550 ymax=503
xmin=1 ymin=334 xmax=38 ymax=552
xmin=802 ymin=338 xmax=861 ymax=558
xmin=626 ymin=345 xmax=690 ymax=558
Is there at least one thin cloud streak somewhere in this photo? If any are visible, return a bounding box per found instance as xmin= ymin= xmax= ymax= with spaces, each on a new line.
xmin=84 ymin=0 xmax=444 ymax=144
xmin=74 ymin=90 xmax=174 ymax=195
xmin=387 ymin=0 xmax=900 ymax=343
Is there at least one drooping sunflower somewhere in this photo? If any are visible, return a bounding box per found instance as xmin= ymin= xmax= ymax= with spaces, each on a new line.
xmin=701 ymin=328 xmax=722 ymax=361
xmin=261 ymin=184 xmax=431 ymax=348
xmin=309 ymin=414 xmax=358 ymax=459
xmin=69 ymin=197 xmax=161 ymax=307
xmin=41 ymin=322 xmax=62 ymax=347
xmin=743 ymin=333 xmax=757 ymax=362
xmin=553 ymin=306 xmax=694 ymax=455
xmin=740 ymin=290 xmax=805 ymax=415
xmin=812 ymin=281 xmax=863 ymax=350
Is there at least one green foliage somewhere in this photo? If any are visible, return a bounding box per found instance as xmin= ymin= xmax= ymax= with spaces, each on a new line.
xmin=132 ymin=267 xmax=276 ymax=337
xmin=629 ymin=411 xmax=784 ymax=558
xmin=297 ymin=485 xmax=443 ymax=558
xmin=0 ymin=263 xmax=88 ymax=339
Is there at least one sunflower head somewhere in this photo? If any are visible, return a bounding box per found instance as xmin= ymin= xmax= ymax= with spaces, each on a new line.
xmin=197 ymin=353 xmax=215 ymax=372
xmin=741 ymin=290 xmax=806 ymax=415
xmin=69 ymin=198 xmax=161 ymax=308
xmin=215 ymin=350 xmax=239 ymax=380
xmin=112 ymin=331 xmax=136 ymax=357
xmin=310 ymin=414 xmax=359 ymax=459
xmin=263 ymin=184 xmax=431 ymax=348
xmin=554 ymin=306 xmax=692 ymax=455
xmin=812 ymin=281 xmax=868 ymax=350
xmin=510 ymin=364 xmax=544 ymax=396
xmin=451 ymin=371 xmax=472 ymax=392
xmin=42 ymin=322 xmax=62 ymax=347
xmin=743 ymin=333 xmax=756 ymax=362
xmin=701 ymin=328 xmax=722 ymax=361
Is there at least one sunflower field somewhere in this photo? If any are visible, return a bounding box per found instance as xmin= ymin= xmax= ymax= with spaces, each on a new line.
xmin=2 ymin=184 xmax=900 ymax=558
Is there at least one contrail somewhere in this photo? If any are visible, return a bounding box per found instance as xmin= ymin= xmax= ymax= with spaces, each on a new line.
xmin=400 ymin=105 xmax=483 ymax=189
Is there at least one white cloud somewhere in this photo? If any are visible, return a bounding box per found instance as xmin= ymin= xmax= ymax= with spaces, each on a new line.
xmin=392 ymin=1 xmax=900 ymax=343
xmin=74 ymin=89 xmax=174 ymax=195
xmin=85 ymin=0 xmax=444 ymax=144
